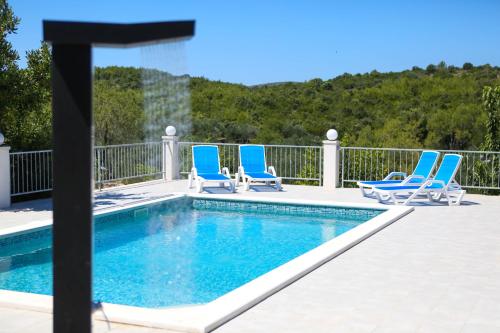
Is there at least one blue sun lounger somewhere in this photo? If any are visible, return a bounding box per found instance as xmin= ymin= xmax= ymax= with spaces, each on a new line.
xmin=188 ymin=145 xmax=236 ymax=193
xmin=357 ymin=150 xmax=440 ymax=197
xmin=373 ymin=154 xmax=465 ymax=206
xmin=237 ymin=145 xmax=282 ymax=191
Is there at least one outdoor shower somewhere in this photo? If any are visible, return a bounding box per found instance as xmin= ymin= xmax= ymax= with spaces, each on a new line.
xmin=43 ymin=20 xmax=195 ymax=333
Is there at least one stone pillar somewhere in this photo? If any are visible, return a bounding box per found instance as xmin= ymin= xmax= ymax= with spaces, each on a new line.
xmin=162 ymin=126 xmax=180 ymax=181
xmin=323 ymin=129 xmax=340 ymax=190
xmin=0 ymin=145 xmax=11 ymax=209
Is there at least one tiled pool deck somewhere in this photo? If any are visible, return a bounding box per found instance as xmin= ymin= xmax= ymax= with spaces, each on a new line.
xmin=1 ymin=180 xmax=499 ymax=332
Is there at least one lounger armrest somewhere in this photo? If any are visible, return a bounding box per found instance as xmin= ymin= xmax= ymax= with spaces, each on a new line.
xmin=448 ymin=179 xmax=462 ymax=190
xmin=221 ymin=167 xmax=230 ymax=177
xmin=425 ymin=179 xmax=446 ymax=188
xmin=234 ymin=166 xmax=245 ymax=186
xmin=402 ymin=174 xmax=426 ymax=184
xmin=448 ymin=181 xmax=462 ymax=191
xmin=268 ymin=166 xmax=277 ymax=176
xmin=383 ymin=171 xmax=407 ymax=180
xmin=191 ymin=167 xmax=198 ymax=178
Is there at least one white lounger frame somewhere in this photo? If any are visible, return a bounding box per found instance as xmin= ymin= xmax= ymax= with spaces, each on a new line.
xmin=187 ymin=145 xmax=236 ymax=193
xmin=357 ymin=150 xmax=440 ymax=197
xmin=236 ymin=165 xmax=282 ymax=191
xmin=358 ymin=173 xmax=427 ymax=197
xmin=375 ymin=179 xmax=465 ymax=206
xmin=236 ymin=145 xmax=282 ymax=191
xmin=374 ymin=155 xmax=466 ymax=206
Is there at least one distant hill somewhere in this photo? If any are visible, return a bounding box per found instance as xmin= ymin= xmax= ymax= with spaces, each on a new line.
xmin=6 ymin=63 xmax=497 ymax=151
xmin=92 ymin=63 xmax=500 ymax=150
xmin=249 ymin=81 xmax=300 ymax=88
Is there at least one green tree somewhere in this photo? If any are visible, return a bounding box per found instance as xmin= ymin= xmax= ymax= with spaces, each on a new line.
xmin=463 ymin=62 xmax=473 ymax=70
xmin=0 ymin=0 xmax=21 ymax=143
xmin=93 ymin=80 xmax=144 ymax=145
xmin=437 ymin=61 xmax=447 ymax=70
xmin=425 ymin=64 xmax=437 ymax=74
xmin=14 ymin=43 xmax=52 ymax=149
xmin=1 ymin=43 xmax=52 ymax=150
xmin=0 ymin=1 xmax=52 ymax=150
xmin=0 ymin=0 xmax=18 ymax=78
xmin=481 ymin=86 xmax=500 ymax=151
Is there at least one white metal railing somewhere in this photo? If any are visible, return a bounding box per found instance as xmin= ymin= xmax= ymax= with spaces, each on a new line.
xmin=10 ymin=142 xmax=163 ymax=196
xmin=341 ymin=147 xmax=500 ymax=190
xmin=94 ymin=142 xmax=163 ymax=186
xmin=179 ymin=142 xmax=323 ymax=184
xmin=10 ymin=142 xmax=500 ymax=197
xmin=10 ymin=150 xmax=53 ymax=196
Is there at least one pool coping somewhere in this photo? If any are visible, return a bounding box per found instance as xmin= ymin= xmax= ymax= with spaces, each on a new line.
xmin=0 ymin=194 xmax=413 ymax=333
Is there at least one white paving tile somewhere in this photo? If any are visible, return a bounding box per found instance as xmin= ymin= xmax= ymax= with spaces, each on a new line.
xmin=1 ymin=181 xmax=500 ymax=332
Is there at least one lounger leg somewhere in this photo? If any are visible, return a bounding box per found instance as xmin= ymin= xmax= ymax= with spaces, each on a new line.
xmin=241 ymin=176 xmax=246 ymax=190
xmin=360 ymin=186 xmax=373 ymax=197
xmin=383 ymin=193 xmax=393 ymax=201
xmin=244 ymin=178 xmax=250 ymax=191
xmin=196 ymin=180 xmax=203 ymax=193
xmin=428 ymin=192 xmax=442 ymax=202
xmin=390 ymin=193 xmax=403 ymax=205
xmin=403 ymin=190 xmax=421 ymax=205
xmin=453 ymin=190 xmax=465 ymax=206
xmin=360 ymin=186 xmax=367 ymax=197
xmin=444 ymin=191 xmax=453 ymax=205
xmin=444 ymin=190 xmax=464 ymax=206
xmin=375 ymin=191 xmax=387 ymax=203
xmin=188 ymin=172 xmax=193 ymax=189
xmin=229 ymin=181 xmax=236 ymax=193
xmin=275 ymin=178 xmax=282 ymax=191
xmin=375 ymin=192 xmax=391 ymax=202
xmin=234 ymin=172 xmax=240 ymax=187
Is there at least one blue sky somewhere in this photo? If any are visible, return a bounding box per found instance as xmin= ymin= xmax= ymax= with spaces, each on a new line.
xmin=8 ymin=0 xmax=500 ymax=85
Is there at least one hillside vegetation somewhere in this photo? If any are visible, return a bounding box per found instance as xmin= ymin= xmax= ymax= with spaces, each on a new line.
xmin=92 ymin=64 xmax=500 ymax=150
xmin=3 ymin=63 xmax=500 ymax=151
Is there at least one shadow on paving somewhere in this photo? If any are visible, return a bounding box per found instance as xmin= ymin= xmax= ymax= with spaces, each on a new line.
xmin=5 ymin=199 xmax=52 ymax=213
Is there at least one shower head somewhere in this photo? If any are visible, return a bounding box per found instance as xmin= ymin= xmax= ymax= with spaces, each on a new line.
xmin=43 ymin=20 xmax=195 ymax=47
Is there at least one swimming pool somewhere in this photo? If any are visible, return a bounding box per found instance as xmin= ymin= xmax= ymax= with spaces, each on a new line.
xmin=0 ymin=197 xmax=382 ymax=308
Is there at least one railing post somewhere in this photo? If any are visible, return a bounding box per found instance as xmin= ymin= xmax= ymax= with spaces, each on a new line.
xmin=0 ymin=135 xmax=11 ymax=208
xmin=323 ymin=129 xmax=340 ymax=190
xmin=162 ymin=126 xmax=180 ymax=181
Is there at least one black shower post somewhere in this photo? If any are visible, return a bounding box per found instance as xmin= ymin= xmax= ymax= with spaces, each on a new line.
xmin=51 ymin=43 xmax=93 ymax=333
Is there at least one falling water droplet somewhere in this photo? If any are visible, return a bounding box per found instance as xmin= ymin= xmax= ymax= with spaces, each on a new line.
xmin=140 ymin=40 xmax=191 ymax=142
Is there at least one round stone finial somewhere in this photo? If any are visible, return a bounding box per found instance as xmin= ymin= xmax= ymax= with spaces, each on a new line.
xmin=165 ymin=126 xmax=176 ymax=136
xmin=326 ymin=129 xmax=338 ymax=141
xmin=0 ymin=132 xmax=4 ymax=145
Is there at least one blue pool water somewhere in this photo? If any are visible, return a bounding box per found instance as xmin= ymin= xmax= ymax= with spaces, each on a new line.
xmin=0 ymin=198 xmax=382 ymax=308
